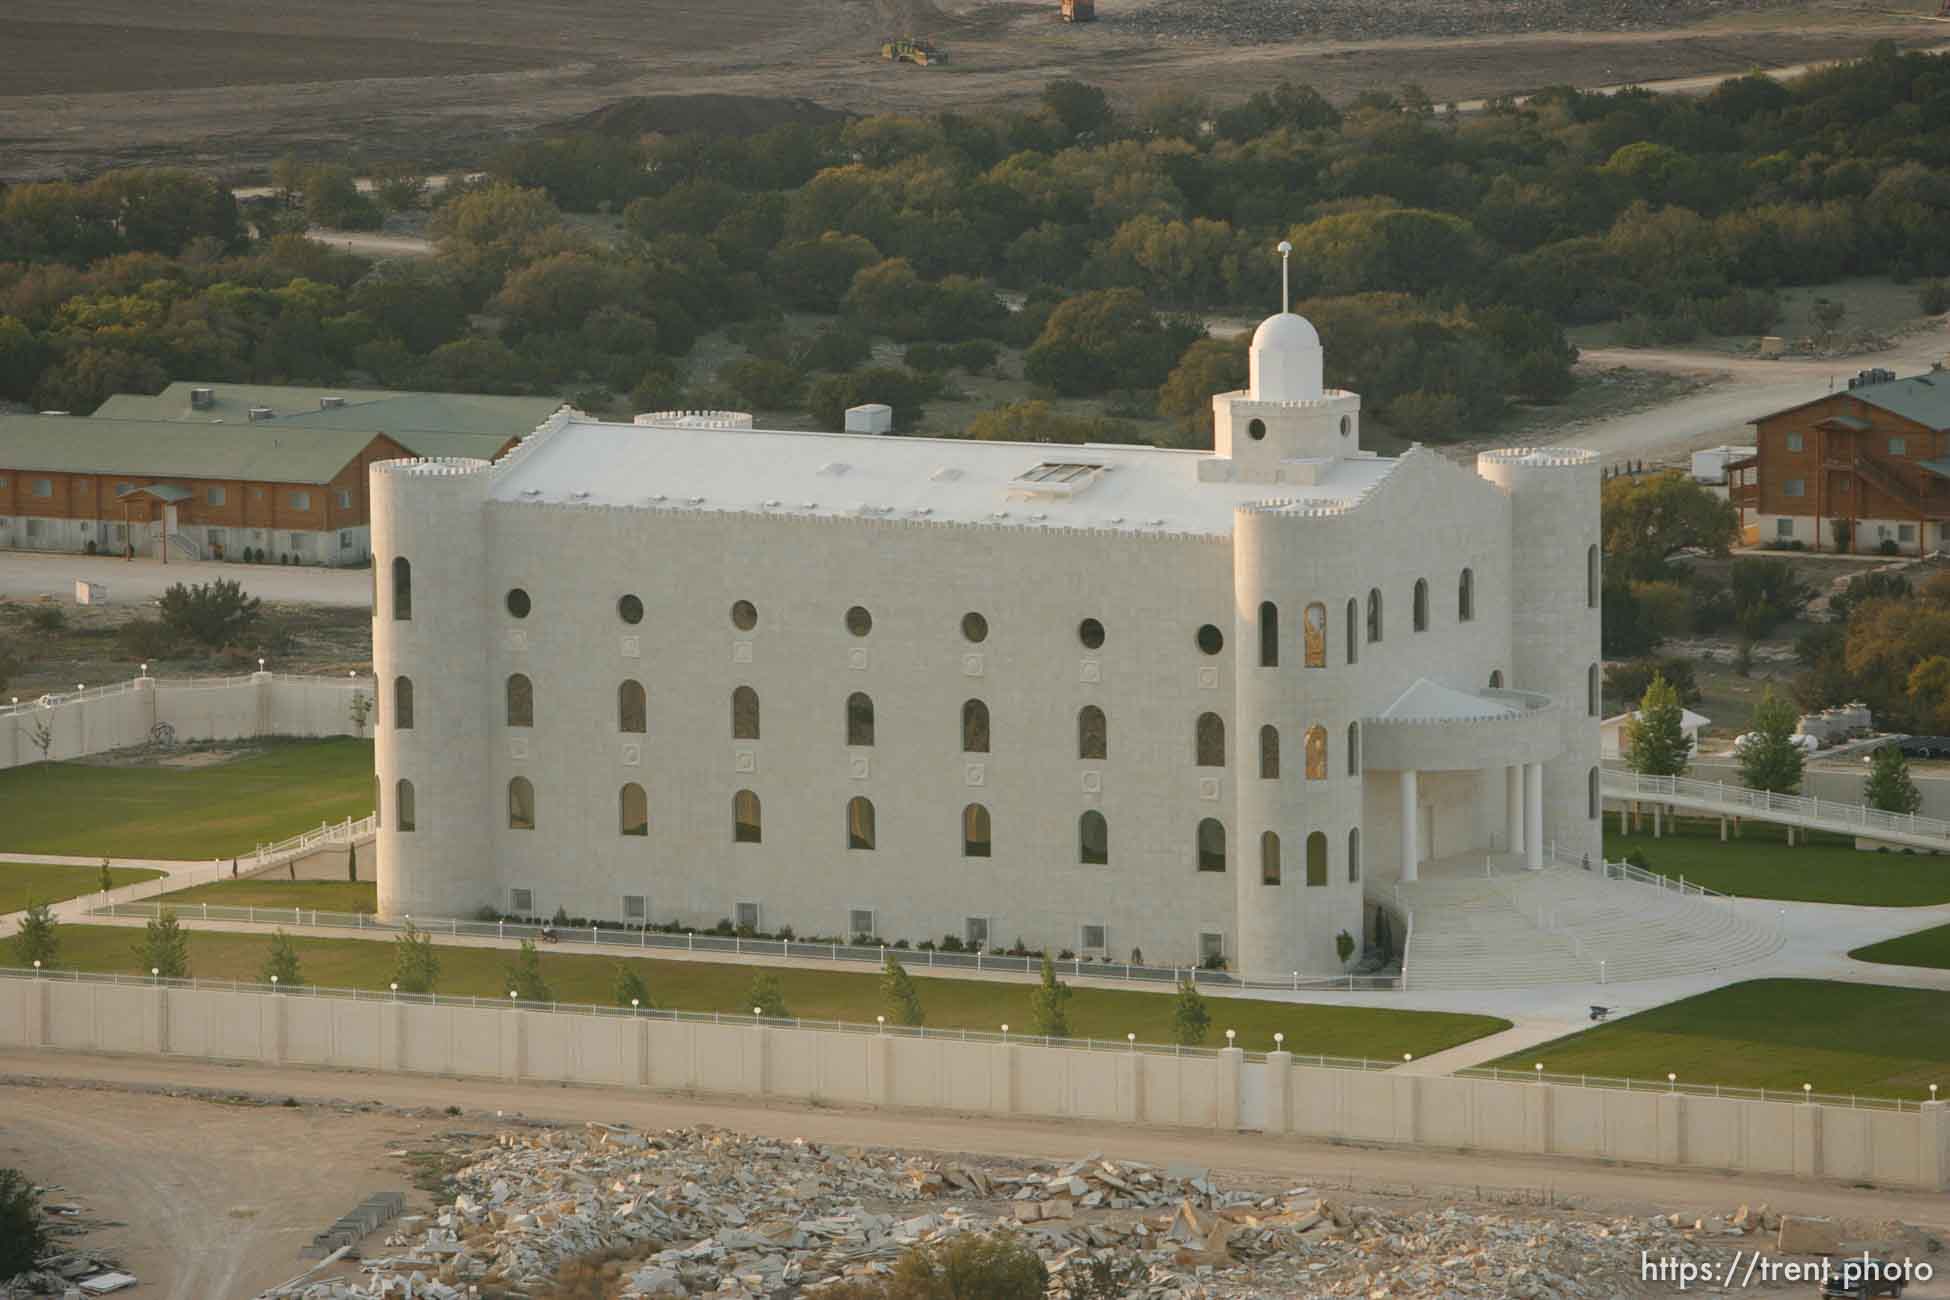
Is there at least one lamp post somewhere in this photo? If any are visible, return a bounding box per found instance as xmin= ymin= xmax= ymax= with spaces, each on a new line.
xmin=1667 ymin=1072 xmax=1677 ymax=1093
xmin=631 ymin=998 xmax=640 ymax=1016
xmin=876 ymin=1015 xmax=885 ymax=1035
xmin=257 ymin=658 xmax=265 ymax=671
xmin=1001 ymin=1023 xmax=1009 ymax=1041
xmin=1803 ymin=1083 xmax=1813 ymax=1103
xmin=1127 ymin=1032 xmax=1136 ymax=1052
xmin=1225 ymin=1029 xmax=1236 ymax=1047
xmin=1273 ymin=1032 xmax=1284 ymax=1050
xmin=1535 ymin=1063 xmax=1544 ymax=1082
xmin=31 ymin=960 xmax=40 ymax=978
xmin=151 ymin=967 xmax=160 ymax=983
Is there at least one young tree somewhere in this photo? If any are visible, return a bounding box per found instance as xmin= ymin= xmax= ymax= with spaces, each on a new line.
xmin=346 ymin=841 xmax=358 ymax=883
xmin=1027 ymin=953 xmax=1072 ymax=1039
xmin=1171 ymin=976 xmax=1210 ymax=1047
xmin=879 ymin=952 xmax=925 ymax=1027
xmin=157 ymin=578 xmax=262 ymax=649
xmin=613 ymin=961 xmax=651 ymax=1009
xmin=346 ymin=691 xmax=372 ymax=738
xmin=505 ymin=939 xmax=553 ymax=1002
xmin=747 ymin=972 xmax=789 ymax=1018
xmin=1864 ymin=744 xmax=1922 ymax=815
xmin=1740 ymin=687 xmax=1805 ymax=794
xmin=28 ymin=718 xmax=53 ymax=766
xmin=1622 ymin=672 xmax=1693 ymax=776
xmin=392 ymin=920 xmax=440 ymax=993
xmin=260 ymin=929 xmax=302 ymax=986
xmin=137 ymin=907 xmax=189 ymax=978
xmin=11 ymin=901 xmax=57 ymax=969
xmin=0 ymin=1167 xmax=49 ymax=1280
xmin=98 ymin=859 xmax=114 ymax=894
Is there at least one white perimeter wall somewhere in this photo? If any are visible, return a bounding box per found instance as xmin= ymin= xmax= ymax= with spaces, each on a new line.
xmin=1 ymin=978 xmax=1941 ymax=1191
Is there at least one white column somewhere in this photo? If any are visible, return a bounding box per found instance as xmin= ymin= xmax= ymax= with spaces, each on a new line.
xmin=1524 ymin=762 xmax=1544 ymax=870
xmin=1505 ymin=765 xmax=1523 ymax=857
xmin=1400 ymin=768 xmax=1419 ymax=883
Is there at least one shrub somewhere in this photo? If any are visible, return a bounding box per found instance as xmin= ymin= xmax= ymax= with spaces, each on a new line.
xmin=950 ymin=339 xmax=1000 ymax=375
xmin=884 ymin=1233 xmax=1048 ymax=1300
xmin=260 ymin=929 xmax=302 ymax=986
xmin=135 ymin=907 xmax=188 ymax=978
xmin=613 ymin=962 xmax=650 ymax=1009
xmin=880 ymin=952 xmax=925 ymax=1026
xmin=1027 ymin=954 xmax=1071 ymax=1037
xmin=747 ymin=972 xmax=789 ymax=1018
xmin=1921 ymin=278 xmax=1950 ymax=316
xmin=903 ymin=341 xmax=953 ymax=372
xmin=11 ymin=901 xmax=56 ymax=969
xmin=0 ymin=1167 xmax=49 ymax=1281
xmin=1878 ymin=537 xmax=1900 ymax=556
xmin=84 ymin=539 xmax=97 ymax=555
xmin=117 ymin=617 xmax=180 ymax=660
xmin=505 ymin=939 xmax=553 ymax=1002
xmin=1171 ymin=976 xmax=1209 ymax=1046
xmin=158 ymin=578 xmax=261 ymax=648
xmin=392 ymin=920 xmax=440 ymax=993
xmin=25 ymin=606 xmax=64 ymax=634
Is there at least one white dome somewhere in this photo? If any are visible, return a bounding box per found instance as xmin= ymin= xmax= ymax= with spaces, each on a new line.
xmin=1248 ymin=311 xmax=1323 ymax=402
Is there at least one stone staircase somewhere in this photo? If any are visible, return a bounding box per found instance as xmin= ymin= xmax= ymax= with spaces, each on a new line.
xmin=1389 ymin=865 xmax=1783 ymax=990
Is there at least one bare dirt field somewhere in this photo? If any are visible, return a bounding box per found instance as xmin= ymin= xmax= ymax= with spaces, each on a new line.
xmin=6 ymin=0 xmax=1950 ymax=180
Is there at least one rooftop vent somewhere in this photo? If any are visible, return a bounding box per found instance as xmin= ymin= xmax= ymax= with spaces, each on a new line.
xmin=189 ymin=387 xmax=215 ymax=410
xmin=844 ymin=404 xmax=893 ymax=435
xmin=930 ymin=466 xmax=962 ymax=482
xmin=818 ymin=462 xmax=850 ymax=476
xmin=1009 ymin=461 xmax=1106 ymax=499
xmin=247 ymin=406 xmax=275 ymax=422
xmin=319 ymin=396 xmax=346 ymax=410
xmin=1849 ymin=367 xmax=1898 ymax=390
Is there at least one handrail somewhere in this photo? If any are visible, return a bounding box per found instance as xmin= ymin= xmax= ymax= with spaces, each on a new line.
xmin=1601 ymin=768 xmax=1950 ymax=843
xmin=1455 ymin=1063 xmax=1927 ymax=1111
xmin=251 ymin=814 xmax=377 ymax=867
xmin=1542 ymin=845 xmax=1737 ymax=903
xmin=0 ymin=671 xmax=373 ymax=718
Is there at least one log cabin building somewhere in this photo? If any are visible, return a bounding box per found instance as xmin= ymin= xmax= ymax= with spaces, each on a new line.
xmin=1733 ymin=365 xmax=1950 ymax=555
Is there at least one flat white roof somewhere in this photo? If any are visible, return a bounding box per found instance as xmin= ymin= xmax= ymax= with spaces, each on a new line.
xmin=486 ymin=417 xmax=1398 ymax=536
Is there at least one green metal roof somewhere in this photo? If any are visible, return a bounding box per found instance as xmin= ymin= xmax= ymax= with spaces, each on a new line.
xmin=1848 ymin=373 xmax=1950 ymax=431
xmin=93 ymin=381 xmax=562 ymax=436
xmin=0 ymin=416 xmax=382 ymax=484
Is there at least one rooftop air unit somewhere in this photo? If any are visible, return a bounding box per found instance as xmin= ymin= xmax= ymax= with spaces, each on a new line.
xmin=189 ymin=386 xmax=216 ymax=410
xmin=247 ymin=406 xmax=275 ymax=422
xmin=319 ymin=396 xmax=346 ymax=410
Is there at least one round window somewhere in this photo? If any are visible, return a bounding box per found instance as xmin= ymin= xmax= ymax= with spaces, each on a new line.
xmin=618 ymin=594 xmax=644 ymax=625
xmin=1196 ymin=624 xmax=1224 ymax=655
xmin=731 ymin=599 xmax=758 ymax=631
xmin=845 ymin=605 xmax=873 ymax=637
xmin=1247 ymin=418 xmax=1266 ymax=441
xmin=506 ymin=588 xmax=531 ymax=618
xmin=961 ymin=611 xmax=989 ymax=643
xmin=1339 ymin=415 xmax=1352 ymax=437
xmin=1078 ymin=618 xmax=1105 ymax=650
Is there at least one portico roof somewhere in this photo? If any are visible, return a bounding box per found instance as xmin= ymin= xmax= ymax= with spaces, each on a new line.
xmin=115 ymin=483 xmax=192 ymax=503
xmin=1376 ymin=678 xmax=1519 ymax=723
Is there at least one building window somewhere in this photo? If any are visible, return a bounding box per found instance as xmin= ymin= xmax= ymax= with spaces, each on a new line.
xmin=289 ymin=491 xmax=311 ymax=511
xmin=205 ymin=486 xmax=226 ymax=506
xmin=1195 ymin=623 xmax=1224 ymax=655
xmin=620 ymin=782 xmax=648 ymax=836
xmin=392 ymin=556 xmax=411 ymax=620
xmin=506 ymin=587 xmax=531 ymax=618
xmin=1196 ymin=818 xmax=1227 ymax=872
xmin=1458 ymin=568 xmax=1474 ymax=622
xmin=1259 ymin=725 xmax=1279 ymax=779
xmin=1345 ymin=597 xmax=1358 ymax=663
xmin=961 ymin=698 xmax=990 ymax=753
xmin=732 ymin=686 xmax=760 ymax=740
xmin=1247 ymin=417 xmax=1266 ymax=440
xmin=846 ymin=691 xmax=875 ymax=746
xmin=336 ymin=489 xmax=352 ymax=509
xmin=1347 ymin=721 xmax=1360 ymax=775
xmin=624 ymin=894 xmax=647 ymax=920
xmin=1078 ymin=706 xmax=1106 ymax=760
xmin=1259 ymin=601 xmax=1278 ymax=667
xmin=1079 ymin=810 xmax=1109 ymax=865
xmin=511 ymin=888 xmax=533 ymax=915
xmin=508 ymin=777 xmax=535 ymax=830
xmin=1784 ymin=479 xmax=1806 ymax=498
xmin=1587 ymin=545 xmax=1598 ymax=610
xmin=736 ymin=902 xmax=761 ymax=933
xmin=394 ymin=675 xmax=414 ymax=729
xmin=1412 ymin=578 xmax=1429 ymax=632
xmin=846 ymin=796 xmax=876 ymax=850
xmin=962 ymin=611 xmax=988 ymax=642
xmin=29 ymin=479 xmax=51 ymax=498
xmin=1488 ymin=670 xmax=1504 ymax=689
xmin=1900 ymin=523 xmax=1916 ymax=543
xmin=1199 ymin=932 xmax=1224 ymax=964
xmin=339 ymin=531 xmax=352 ymax=550
xmin=506 ymin=674 xmax=533 ymax=727
xmin=24 ymin=519 xmax=40 ymax=539
xmin=396 ymin=779 xmax=416 ymax=833
xmin=1261 ymin=830 xmax=1281 ymax=885
xmin=1366 ymin=588 xmax=1382 ymax=642
xmin=1078 ymin=617 xmax=1105 ymax=650
xmin=618 ymin=594 xmax=644 ymax=625
xmin=1777 ymin=517 xmax=1795 ymax=538
xmin=1786 ymin=432 xmax=1804 ymax=452
xmin=1300 ymin=725 xmax=1325 ymax=779
xmin=1588 ymin=766 xmax=1600 ymax=820
xmin=732 ymin=599 xmax=758 ymax=630
xmin=1080 ymin=923 xmax=1107 ymax=953
xmin=1305 ymin=831 xmax=1327 ymax=886
xmin=1195 ymin=712 xmax=1225 ymax=767
xmin=1348 ymin=827 xmax=1361 ymax=882
xmin=1588 ymin=663 xmax=1599 ymax=717
xmin=619 ymin=679 xmax=647 ymax=733
xmin=849 ymin=908 xmax=876 ymax=940
xmin=964 ymin=916 xmax=990 ymax=951
xmin=845 ymin=605 xmax=873 ymax=636
xmin=1303 ymin=602 xmax=1326 ymax=668
xmin=962 ymin=803 xmax=991 ymax=857
xmin=734 ymin=789 xmax=762 ymax=842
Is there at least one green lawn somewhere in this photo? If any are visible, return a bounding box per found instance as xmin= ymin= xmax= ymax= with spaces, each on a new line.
xmin=1604 ymin=817 xmax=1950 ymax=906
xmin=157 ymin=879 xmax=377 ymax=912
xmin=0 ymin=862 xmax=164 ymax=915
xmin=1850 ymin=922 xmax=1950 ymax=970
xmin=38 ymin=925 xmax=1507 ymax=1057
xmin=1486 ymin=980 xmax=1950 ymax=1099
xmin=0 ymin=740 xmax=373 ymax=860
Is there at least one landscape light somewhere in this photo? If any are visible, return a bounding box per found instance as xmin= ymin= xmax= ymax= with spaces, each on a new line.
xmin=31 ymin=961 xmax=40 ymax=974
xmin=753 ymin=1005 xmax=762 ymax=1017
xmin=1931 ymin=1085 xmax=1939 ymax=1101
xmin=1225 ymin=1029 xmax=1236 ymax=1045
xmin=1127 ymin=1033 xmax=1136 ymax=1050
xmin=1803 ymin=1083 xmax=1813 ymax=1101
xmin=140 ymin=663 xmax=147 ymax=674
xmin=1667 ymin=1072 xmax=1677 ymax=1092
xmin=270 ymin=975 xmax=278 ymax=985
xmin=151 ymin=967 xmax=159 ymax=979
xmin=1273 ymin=1033 xmax=1284 ymax=1047
xmin=257 ymin=657 xmax=265 ymax=670
xmin=1403 ymin=1053 xmax=1413 ymax=1063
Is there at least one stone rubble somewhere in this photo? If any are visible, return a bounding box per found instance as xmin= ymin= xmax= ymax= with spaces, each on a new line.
xmin=1117 ymin=0 xmax=1780 ymax=46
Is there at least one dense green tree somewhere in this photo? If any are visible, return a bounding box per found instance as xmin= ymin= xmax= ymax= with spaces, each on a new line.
xmin=613 ymin=961 xmax=651 ymax=1009
xmin=964 ymin=400 xmax=1134 ymax=446
xmin=10 ymin=901 xmax=56 ymax=970
xmin=158 ymin=578 xmax=261 ymax=649
xmin=1622 ymin=673 xmax=1693 ymax=777
xmin=392 ymin=920 xmax=440 ymax=993
xmin=1740 ymin=688 xmax=1805 ymax=794
xmin=1027 ymin=953 xmax=1072 ymax=1038
xmin=1023 ymin=288 xmax=1200 ymax=396
xmin=0 ymin=1167 xmax=49 ymax=1281
xmin=1170 ymin=976 xmax=1210 ymax=1047
xmin=505 ymin=939 xmax=553 ymax=1002
xmin=1601 ymin=471 xmax=1739 ymax=581
xmin=1863 ymin=744 xmax=1922 ymax=815
xmin=879 ymin=953 xmax=925 ymax=1026
xmin=806 ymin=367 xmax=938 ymax=432
xmin=136 ymin=908 xmax=189 ymax=979
xmin=32 ymin=345 xmax=166 ymax=413
xmin=260 ymin=929 xmax=302 ymax=986
xmin=747 ymin=972 xmax=789 ymax=1018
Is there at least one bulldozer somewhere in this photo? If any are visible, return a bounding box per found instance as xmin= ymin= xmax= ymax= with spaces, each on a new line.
xmin=881 ymin=37 xmax=943 ymax=65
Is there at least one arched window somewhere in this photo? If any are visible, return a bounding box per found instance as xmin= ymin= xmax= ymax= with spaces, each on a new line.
xmin=961 ymin=698 xmax=990 ymax=753
xmin=1259 ymin=601 xmax=1279 ymax=667
xmin=1261 ymin=830 xmax=1281 ymax=885
xmin=507 ymin=777 xmax=535 ymax=830
xmin=396 ymin=778 xmax=416 ymax=833
xmin=1259 ymin=725 xmax=1279 ymax=779
xmin=1079 ymin=810 xmax=1108 ymax=865
xmin=845 ymin=605 xmax=873 ymax=636
xmin=1588 ymin=663 xmax=1599 ymax=717
xmin=1196 ymin=818 xmax=1227 ymax=872
xmin=1195 ymin=623 xmax=1224 ymax=655
xmin=1347 ymin=827 xmax=1361 ymax=882
xmin=847 ymin=692 xmax=875 ymax=746
xmin=1345 ymin=597 xmax=1359 ymax=664
xmin=733 ymin=789 xmax=761 ymax=842
xmin=1304 ymin=724 xmax=1327 ymax=780
xmin=506 ymin=674 xmax=533 ymax=727
xmin=1304 ymin=602 xmax=1326 ymax=668
xmin=1589 ymin=766 xmax=1601 ymax=820
xmin=1305 ymin=831 xmax=1327 ymax=886
xmin=1367 ymin=589 xmax=1383 ymax=643
xmin=505 ymin=587 xmax=530 ymax=618
xmin=619 ymin=680 xmax=646 ymax=733
xmin=732 ymin=599 xmax=758 ymax=630
xmin=1587 ymin=544 xmax=1600 ymax=609
xmin=620 ymin=782 xmax=648 ymax=836
xmin=1078 ymin=705 xmax=1106 ymax=761
xmin=1347 ymin=721 xmax=1360 ymax=775
xmin=962 ymin=803 xmax=991 ymax=857
xmin=732 ymin=686 xmax=760 ymax=740
xmin=391 ymin=556 xmax=411 ymax=620
xmin=1195 ymin=713 xmax=1225 ymax=767
xmin=846 ymin=796 xmax=876 ymax=850
xmin=618 ymin=593 xmax=644 ymax=625
xmin=1488 ymin=670 xmax=1504 ymax=689
xmin=1458 ymin=568 xmax=1474 ymax=622
xmin=393 ymin=675 xmax=414 ymax=730
xmin=1412 ymin=578 xmax=1429 ymax=632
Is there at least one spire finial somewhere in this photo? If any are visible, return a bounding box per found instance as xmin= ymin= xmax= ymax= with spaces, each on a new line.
xmin=1276 ymin=240 xmax=1293 ymax=314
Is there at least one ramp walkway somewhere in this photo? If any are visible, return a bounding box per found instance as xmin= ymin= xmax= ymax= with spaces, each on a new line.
xmin=1603 ymin=769 xmax=1950 ymax=853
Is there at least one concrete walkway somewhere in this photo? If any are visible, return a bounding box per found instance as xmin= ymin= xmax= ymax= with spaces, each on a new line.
xmin=0 ymin=551 xmax=369 ymax=606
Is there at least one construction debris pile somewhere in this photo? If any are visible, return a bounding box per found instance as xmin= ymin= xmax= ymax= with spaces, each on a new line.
xmin=1120 ymin=0 xmax=1777 ymax=44
xmin=4 ymin=1187 xmax=137 ymax=1299
xmin=240 ymin=1121 xmax=1835 ymax=1299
